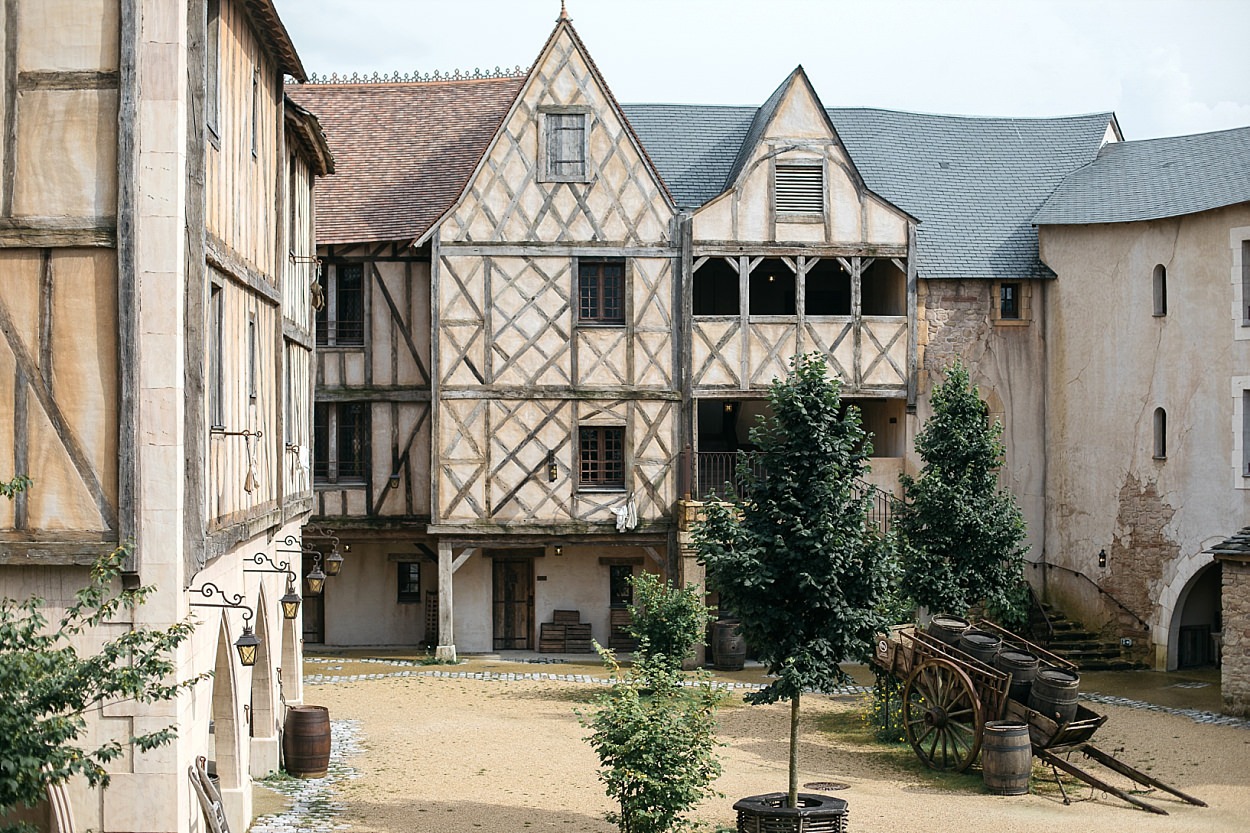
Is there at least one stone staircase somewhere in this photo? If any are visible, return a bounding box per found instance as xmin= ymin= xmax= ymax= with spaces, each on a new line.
xmin=1030 ymin=602 xmax=1149 ymax=671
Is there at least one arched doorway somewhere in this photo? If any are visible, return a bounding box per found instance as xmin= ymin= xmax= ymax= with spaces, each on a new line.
xmin=249 ymin=598 xmax=278 ymax=777
xmin=209 ymin=617 xmax=240 ymax=790
xmin=1171 ymin=562 xmax=1222 ymax=669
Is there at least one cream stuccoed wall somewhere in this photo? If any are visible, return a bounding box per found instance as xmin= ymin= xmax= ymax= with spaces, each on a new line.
xmin=1038 ymin=204 xmax=1250 ymax=667
xmin=320 ymin=543 xmax=432 ymax=645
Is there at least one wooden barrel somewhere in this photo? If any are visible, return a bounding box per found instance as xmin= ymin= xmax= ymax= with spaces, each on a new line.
xmin=958 ymin=629 xmax=1002 ymax=665
xmin=982 ymin=721 xmax=1032 ymax=795
xmin=711 ymin=620 xmax=745 ymax=671
xmin=283 ymin=705 xmax=331 ymax=778
xmin=926 ymin=614 xmax=970 ymax=647
xmin=995 ymin=650 xmax=1040 ymax=703
xmin=1028 ymin=668 xmax=1080 ymax=724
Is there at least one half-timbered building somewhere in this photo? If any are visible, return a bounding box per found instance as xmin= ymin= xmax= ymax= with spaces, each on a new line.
xmin=0 ymin=2 xmax=330 ymax=831
xmin=290 ymin=11 xmax=1129 ymax=661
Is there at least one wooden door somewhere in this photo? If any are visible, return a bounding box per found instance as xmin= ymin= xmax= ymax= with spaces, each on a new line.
xmin=492 ymin=558 xmax=533 ymax=650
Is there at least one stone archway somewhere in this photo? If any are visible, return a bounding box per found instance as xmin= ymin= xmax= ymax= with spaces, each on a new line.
xmin=249 ymin=593 xmax=279 ymax=777
xmin=1167 ymin=561 xmax=1222 ymax=670
xmin=209 ymin=617 xmax=241 ymax=790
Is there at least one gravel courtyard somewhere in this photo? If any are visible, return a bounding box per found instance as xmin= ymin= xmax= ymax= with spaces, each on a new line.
xmin=252 ymin=655 xmax=1250 ymax=833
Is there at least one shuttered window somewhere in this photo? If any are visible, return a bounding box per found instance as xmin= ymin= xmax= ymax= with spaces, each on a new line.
xmin=775 ymin=164 xmax=824 ymax=214
xmin=545 ymin=112 xmax=587 ymax=181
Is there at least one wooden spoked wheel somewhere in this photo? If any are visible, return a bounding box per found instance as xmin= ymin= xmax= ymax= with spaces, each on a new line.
xmin=903 ymin=657 xmax=984 ymax=772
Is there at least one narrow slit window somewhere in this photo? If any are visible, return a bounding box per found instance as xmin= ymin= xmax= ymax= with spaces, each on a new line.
xmin=1153 ymin=407 xmax=1167 ymax=459
xmin=1000 ymin=283 xmax=1021 ymax=319
xmin=251 ymin=68 xmax=260 ymax=158
xmin=775 ymin=164 xmax=824 ymax=214
xmin=209 ymin=284 xmax=223 ymax=428
xmin=247 ymin=317 xmax=257 ymax=401
xmin=1153 ymin=264 xmax=1167 ymax=316
xmin=206 ymin=0 xmax=220 ymax=136
xmin=1242 ymin=241 xmax=1249 ymax=324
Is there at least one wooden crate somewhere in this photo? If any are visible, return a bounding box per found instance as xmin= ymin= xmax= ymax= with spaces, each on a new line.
xmin=553 ymin=609 xmax=581 ymax=625
xmin=565 ymin=623 xmax=594 ymax=653
xmin=539 ymin=623 xmax=566 ymax=653
xmin=609 ymin=608 xmax=637 ymax=650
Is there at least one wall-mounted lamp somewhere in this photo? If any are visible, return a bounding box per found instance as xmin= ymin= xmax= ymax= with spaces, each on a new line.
xmin=547 ymin=450 xmax=558 ymax=483
xmin=388 ymin=473 xmax=401 ymax=489
xmin=244 ymin=552 xmax=301 ymax=620
xmin=279 ymin=532 xmax=347 ymax=585
xmin=554 ymin=545 xmax=563 ymax=557
xmin=1098 ymin=548 xmax=1107 ymax=569
xmin=304 ymin=555 xmax=327 ymax=596
xmin=723 ymin=402 xmax=734 ymax=414
xmin=188 ymin=583 xmax=260 ymax=666
xmin=324 ymin=545 xmax=345 ymax=577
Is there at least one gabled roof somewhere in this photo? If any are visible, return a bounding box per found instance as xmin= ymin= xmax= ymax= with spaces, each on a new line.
xmin=285 ymin=77 xmax=523 ymax=245
xmin=1206 ymin=527 xmax=1250 ymax=562
xmin=245 ymin=0 xmax=309 ymax=82
xmin=1034 ymin=125 xmax=1250 ymax=225
xmin=283 ymin=95 xmax=334 ymax=177
xmin=623 ymin=104 xmax=1114 ymax=279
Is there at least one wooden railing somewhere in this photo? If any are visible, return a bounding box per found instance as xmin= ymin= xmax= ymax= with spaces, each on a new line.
xmin=685 ymin=449 xmax=894 ymax=534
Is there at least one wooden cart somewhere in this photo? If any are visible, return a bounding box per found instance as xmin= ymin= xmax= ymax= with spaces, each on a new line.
xmin=871 ymin=620 xmax=1207 ymax=814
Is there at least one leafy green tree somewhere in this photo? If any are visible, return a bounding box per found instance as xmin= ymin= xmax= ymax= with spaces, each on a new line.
xmin=580 ymin=648 xmax=724 ymax=833
xmin=625 ymin=572 xmax=711 ymax=676
xmin=1 ymin=476 xmax=202 ymax=829
xmin=895 ymin=360 xmax=1028 ymax=624
xmin=695 ymin=353 xmax=889 ymax=808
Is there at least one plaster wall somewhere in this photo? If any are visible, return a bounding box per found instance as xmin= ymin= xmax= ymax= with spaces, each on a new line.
xmin=916 ymin=279 xmax=1048 ymax=562
xmin=320 ymin=542 xmax=432 ymax=645
xmin=1038 ymin=205 xmax=1250 ymax=663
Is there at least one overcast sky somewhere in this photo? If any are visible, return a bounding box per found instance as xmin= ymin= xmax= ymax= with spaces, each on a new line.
xmin=273 ymin=0 xmax=1250 ymax=141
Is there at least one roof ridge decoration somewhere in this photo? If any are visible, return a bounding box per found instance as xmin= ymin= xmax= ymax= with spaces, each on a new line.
xmin=306 ymin=66 xmax=530 ymax=84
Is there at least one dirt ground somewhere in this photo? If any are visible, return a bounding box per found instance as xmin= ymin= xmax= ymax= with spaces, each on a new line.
xmin=262 ymin=656 xmax=1250 ymax=832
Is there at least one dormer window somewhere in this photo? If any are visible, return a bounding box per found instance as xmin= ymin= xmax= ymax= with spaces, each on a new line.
xmin=775 ymin=163 xmax=824 ymax=215
xmin=542 ymin=110 xmax=588 ymax=182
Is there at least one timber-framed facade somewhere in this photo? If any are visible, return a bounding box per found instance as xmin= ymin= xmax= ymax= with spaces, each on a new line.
xmin=0 ymin=2 xmax=331 ymax=831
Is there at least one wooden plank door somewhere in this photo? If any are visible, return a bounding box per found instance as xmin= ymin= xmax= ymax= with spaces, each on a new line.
xmin=492 ymin=558 xmax=533 ymax=650
xmin=302 ymin=552 xmax=325 ymax=644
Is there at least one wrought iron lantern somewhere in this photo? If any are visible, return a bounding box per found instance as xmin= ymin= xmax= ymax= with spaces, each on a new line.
xmin=245 ymin=552 xmax=302 ymax=620
xmin=189 ymin=583 xmax=261 ymax=667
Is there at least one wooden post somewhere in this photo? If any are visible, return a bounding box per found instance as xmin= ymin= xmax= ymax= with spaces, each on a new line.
xmin=435 ymin=543 xmax=456 ymax=661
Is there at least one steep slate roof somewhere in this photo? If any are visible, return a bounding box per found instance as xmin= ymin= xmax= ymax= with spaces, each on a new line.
xmin=286 ymin=78 xmax=523 ymax=245
xmin=1034 ymin=126 xmax=1250 ymax=225
xmin=623 ymin=104 xmax=1114 ymax=279
xmin=1206 ymin=527 xmax=1250 ymax=561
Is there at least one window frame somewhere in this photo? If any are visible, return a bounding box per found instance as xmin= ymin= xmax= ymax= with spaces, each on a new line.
xmin=313 ymin=401 xmax=370 ymax=485
xmin=316 ymin=262 xmax=366 ymax=347
xmin=577 ymin=257 xmax=626 ymax=326
xmin=396 ymin=561 xmax=422 ymax=603
xmin=609 ymin=564 xmax=633 ymax=608
xmin=578 ymin=425 xmax=626 ymax=491
xmin=208 ymin=282 xmax=224 ymax=429
xmin=1153 ymin=407 xmax=1167 ymax=460
xmin=999 ymin=282 xmax=1021 ymax=320
xmin=540 ymin=107 xmax=590 ymax=183
xmin=206 ymin=0 xmax=220 ymax=140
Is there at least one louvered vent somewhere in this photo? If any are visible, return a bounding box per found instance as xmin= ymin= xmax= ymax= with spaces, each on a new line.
xmin=775 ymin=164 xmax=824 ymax=213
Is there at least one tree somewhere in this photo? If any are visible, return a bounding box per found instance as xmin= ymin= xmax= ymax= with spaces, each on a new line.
xmin=694 ymin=353 xmax=889 ymax=808
xmin=580 ymin=649 xmax=724 ymax=833
xmin=625 ymin=572 xmax=711 ymax=676
xmin=1 ymin=476 xmax=202 ymax=829
xmin=895 ymin=360 xmax=1028 ymax=624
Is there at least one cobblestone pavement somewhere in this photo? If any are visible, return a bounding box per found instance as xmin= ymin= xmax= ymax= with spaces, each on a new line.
xmin=249 ymin=719 xmax=361 ymax=833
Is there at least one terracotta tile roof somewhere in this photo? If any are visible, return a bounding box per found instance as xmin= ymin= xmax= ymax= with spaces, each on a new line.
xmin=286 ymin=77 xmax=523 ymax=246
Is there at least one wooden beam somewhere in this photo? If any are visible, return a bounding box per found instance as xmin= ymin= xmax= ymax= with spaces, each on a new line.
xmin=0 ymin=224 xmax=116 ymax=247
xmin=2 ymin=0 xmax=17 ymax=217
xmin=116 ymin=0 xmax=139 ymax=567
xmin=205 ymin=233 xmax=282 ymax=305
xmin=16 ymin=70 xmax=120 ymax=90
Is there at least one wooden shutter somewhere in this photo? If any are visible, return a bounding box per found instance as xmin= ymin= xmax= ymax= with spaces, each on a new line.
xmin=775 ymin=164 xmax=823 ymax=213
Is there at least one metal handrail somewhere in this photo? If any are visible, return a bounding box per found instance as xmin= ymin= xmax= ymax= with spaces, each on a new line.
xmin=1029 ymin=561 xmax=1150 ymax=631
xmin=1026 ymin=580 xmax=1055 ymax=642
xmin=690 ymin=450 xmax=893 ymax=535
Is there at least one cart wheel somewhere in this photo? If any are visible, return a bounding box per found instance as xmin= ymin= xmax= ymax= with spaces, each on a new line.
xmin=903 ymin=657 xmax=984 ymax=772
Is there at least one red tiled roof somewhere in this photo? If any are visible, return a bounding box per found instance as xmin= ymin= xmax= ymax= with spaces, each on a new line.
xmin=286 ymin=78 xmax=524 ymax=246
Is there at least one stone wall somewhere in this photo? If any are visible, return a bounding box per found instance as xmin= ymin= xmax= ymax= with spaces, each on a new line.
xmin=1221 ymin=558 xmax=1250 ymax=716
xmin=1104 ymin=473 xmax=1179 ymax=630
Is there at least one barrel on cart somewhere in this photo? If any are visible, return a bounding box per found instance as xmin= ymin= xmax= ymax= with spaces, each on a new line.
xmin=871 ymin=619 xmax=1207 ymax=815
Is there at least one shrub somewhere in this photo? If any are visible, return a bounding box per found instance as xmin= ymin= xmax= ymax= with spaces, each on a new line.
xmin=626 ymin=573 xmax=711 ymax=676
xmin=580 ymin=648 xmax=724 ymax=833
